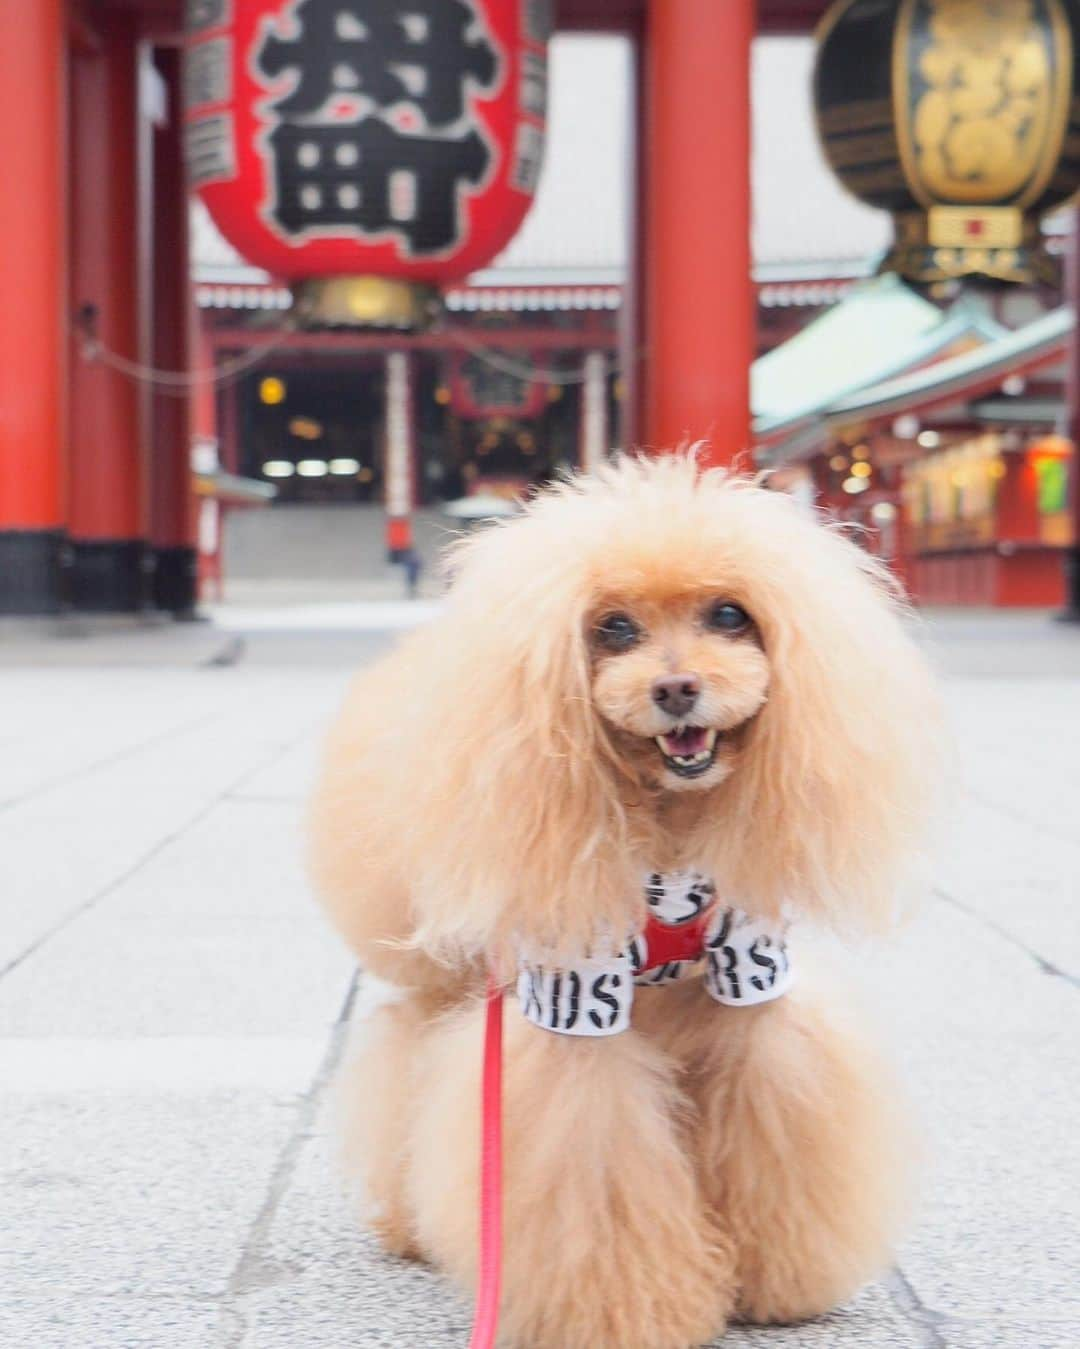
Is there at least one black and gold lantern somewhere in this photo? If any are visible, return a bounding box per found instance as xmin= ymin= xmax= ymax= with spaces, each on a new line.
xmin=814 ymin=0 xmax=1080 ymax=284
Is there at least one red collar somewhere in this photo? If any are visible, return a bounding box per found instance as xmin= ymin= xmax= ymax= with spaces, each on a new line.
xmin=638 ymin=908 xmax=713 ymax=973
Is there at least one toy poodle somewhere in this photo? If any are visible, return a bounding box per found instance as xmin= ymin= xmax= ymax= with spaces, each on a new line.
xmin=309 ymin=451 xmax=941 ymax=1349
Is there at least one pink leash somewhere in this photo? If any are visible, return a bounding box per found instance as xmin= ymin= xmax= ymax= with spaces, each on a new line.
xmin=468 ymin=976 xmax=504 ymax=1349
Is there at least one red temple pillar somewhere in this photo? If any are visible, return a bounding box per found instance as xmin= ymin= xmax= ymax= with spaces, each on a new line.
xmin=621 ymin=23 xmax=646 ymax=452
xmin=217 ymin=373 xmax=241 ymax=476
xmin=149 ymin=46 xmax=198 ymax=615
xmin=193 ymin=324 xmax=218 ymax=454
xmin=579 ymin=351 xmax=609 ymax=473
xmin=1062 ymin=206 xmax=1080 ymax=619
xmin=642 ymin=0 xmax=754 ymax=464
xmin=384 ymin=351 xmax=417 ymax=563
xmin=69 ymin=15 xmax=148 ymax=610
xmin=0 ymin=0 xmax=67 ymax=613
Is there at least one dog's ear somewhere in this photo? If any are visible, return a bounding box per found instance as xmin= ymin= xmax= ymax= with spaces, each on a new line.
xmin=398 ymin=512 xmax=637 ymax=964
xmin=702 ymin=491 xmax=944 ymax=933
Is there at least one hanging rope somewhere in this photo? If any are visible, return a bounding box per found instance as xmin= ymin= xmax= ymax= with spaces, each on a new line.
xmin=72 ymin=303 xmax=293 ymax=397
xmin=78 ymin=337 xmax=289 ymax=393
xmin=74 ymin=305 xmax=623 ymax=396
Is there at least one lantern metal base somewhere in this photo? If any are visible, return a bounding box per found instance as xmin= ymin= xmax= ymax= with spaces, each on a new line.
xmin=292 ymin=277 xmax=439 ymax=329
xmin=885 ymin=212 xmax=1060 ymax=288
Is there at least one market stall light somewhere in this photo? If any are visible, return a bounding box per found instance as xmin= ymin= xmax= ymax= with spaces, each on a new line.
xmin=259 ymin=376 xmax=286 ymax=405
xmin=829 ymin=454 xmax=848 ymax=471
xmin=842 ymin=476 xmax=869 ymax=494
xmin=289 ymin=416 xmax=323 ymax=440
xmin=262 ymin=460 xmax=295 ymax=477
xmin=1028 ymin=434 xmax=1072 ymax=458
xmin=357 ymin=466 xmax=375 ymax=483
xmin=917 ymin=430 xmax=940 ymax=448
xmin=1002 ymin=375 xmax=1026 ymax=396
xmin=851 ymin=443 xmax=871 ymax=460
xmin=893 ymin=414 xmax=919 ymax=439
xmin=329 ymin=458 xmax=361 ymax=475
xmin=871 ymin=501 xmax=897 ymax=524
xmin=296 ymin=459 xmax=328 ymax=477
xmin=850 ymin=460 xmax=872 ymax=478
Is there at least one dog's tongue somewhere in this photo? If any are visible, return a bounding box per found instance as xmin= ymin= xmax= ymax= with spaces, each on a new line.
xmin=667 ymin=727 xmax=706 ymax=755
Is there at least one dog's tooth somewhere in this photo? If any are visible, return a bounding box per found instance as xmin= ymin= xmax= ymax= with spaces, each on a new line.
xmin=704 ymin=728 xmax=718 ymax=749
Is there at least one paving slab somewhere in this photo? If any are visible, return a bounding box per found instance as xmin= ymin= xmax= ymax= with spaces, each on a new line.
xmin=720 ymin=1288 xmax=924 ymax=1349
xmin=916 ymin=611 xmax=1080 ymax=678
xmin=0 ymin=909 xmax=353 ymax=1038
xmin=940 ymin=1322 xmax=1080 ymax=1348
xmin=0 ymin=1296 xmax=227 ymax=1349
xmin=933 ymin=793 xmax=1080 ymax=977
xmin=0 ymin=616 xmax=236 ymax=669
xmin=229 ymin=740 xmax=326 ymax=804
xmin=0 ymin=745 xmax=299 ymax=976
xmin=0 ymin=668 xmax=350 ymax=973
xmin=877 ymin=901 xmax=1079 ymax=1330
xmin=231 ymin=1118 xmax=474 ymax=1349
xmin=96 ymin=799 xmax=315 ymax=921
xmin=0 ymin=1092 xmax=305 ymax=1301
xmin=0 ymin=690 xmax=216 ymax=807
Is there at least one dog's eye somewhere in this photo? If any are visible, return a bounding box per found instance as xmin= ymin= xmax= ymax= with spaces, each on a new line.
xmin=595 ymin=612 xmax=642 ymax=650
xmin=704 ymin=601 xmax=751 ymax=634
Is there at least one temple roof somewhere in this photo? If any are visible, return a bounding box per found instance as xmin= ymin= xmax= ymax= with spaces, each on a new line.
xmin=753 ymin=275 xmax=996 ymax=439
xmin=754 ymin=279 xmax=1074 ymax=462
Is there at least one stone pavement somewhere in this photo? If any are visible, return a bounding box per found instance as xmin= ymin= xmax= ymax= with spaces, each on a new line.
xmin=1 ymin=608 xmax=1078 ymax=1349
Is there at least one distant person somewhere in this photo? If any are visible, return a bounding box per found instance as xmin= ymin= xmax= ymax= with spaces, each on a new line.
xmin=401 ymin=547 xmax=422 ymax=599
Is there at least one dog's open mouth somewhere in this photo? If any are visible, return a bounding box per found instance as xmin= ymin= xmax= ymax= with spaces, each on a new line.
xmin=654 ymin=726 xmax=720 ymax=778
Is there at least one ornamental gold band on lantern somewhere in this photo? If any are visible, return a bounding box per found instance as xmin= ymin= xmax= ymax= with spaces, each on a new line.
xmin=886 ymin=206 xmax=1051 ymax=285
xmin=291 ymin=276 xmax=440 ymax=329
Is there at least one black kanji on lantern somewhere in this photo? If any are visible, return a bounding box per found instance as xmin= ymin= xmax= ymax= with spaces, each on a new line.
xmin=257 ymin=0 xmax=498 ymax=127
xmin=254 ymin=0 xmax=501 ymax=254
xmin=268 ymin=119 xmax=489 ymax=252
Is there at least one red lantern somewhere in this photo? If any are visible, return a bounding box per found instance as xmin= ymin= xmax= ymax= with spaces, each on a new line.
xmin=185 ymin=0 xmax=550 ymax=323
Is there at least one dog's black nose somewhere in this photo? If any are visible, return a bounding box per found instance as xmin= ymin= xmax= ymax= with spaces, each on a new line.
xmin=651 ymin=674 xmax=701 ymax=718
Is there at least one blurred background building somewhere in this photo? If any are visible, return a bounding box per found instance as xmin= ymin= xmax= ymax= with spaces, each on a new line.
xmin=1 ymin=1 xmax=1077 ymax=615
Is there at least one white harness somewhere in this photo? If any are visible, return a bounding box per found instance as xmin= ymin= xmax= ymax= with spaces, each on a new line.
xmin=517 ymin=871 xmax=793 ymax=1038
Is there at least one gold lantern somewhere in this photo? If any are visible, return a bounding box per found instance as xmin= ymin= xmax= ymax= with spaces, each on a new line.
xmin=814 ymin=0 xmax=1080 ymax=284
